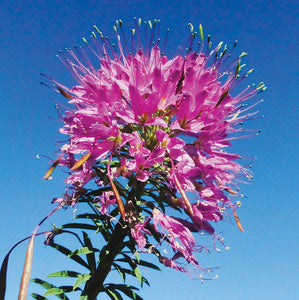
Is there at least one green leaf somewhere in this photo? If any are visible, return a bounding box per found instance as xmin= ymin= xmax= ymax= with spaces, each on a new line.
xmin=68 ymin=247 xmax=94 ymax=257
xmin=31 ymin=293 xmax=49 ymax=300
xmin=112 ymin=263 xmax=126 ymax=281
xmin=108 ymin=284 xmax=143 ymax=300
xmin=134 ymin=252 xmax=140 ymax=263
xmin=105 ymin=288 xmax=123 ymax=300
xmin=83 ymin=232 xmax=97 ymax=272
xmin=73 ymin=273 xmax=91 ymax=290
xmin=43 ymin=287 xmax=69 ymax=299
xmin=134 ymin=259 xmax=161 ymax=271
xmin=50 ymin=243 xmax=89 ymax=269
xmin=30 ymin=278 xmax=56 ymax=290
xmin=31 ymin=279 xmax=70 ymax=299
xmin=133 ymin=266 xmax=142 ymax=286
xmin=47 ymin=270 xmax=81 ymax=278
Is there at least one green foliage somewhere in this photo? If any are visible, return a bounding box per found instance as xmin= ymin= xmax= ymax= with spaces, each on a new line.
xmin=31 ymin=204 xmax=161 ymax=300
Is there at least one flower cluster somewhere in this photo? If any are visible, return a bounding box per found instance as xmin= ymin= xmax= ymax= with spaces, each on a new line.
xmin=44 ymin=19 xmax=264 ymax=276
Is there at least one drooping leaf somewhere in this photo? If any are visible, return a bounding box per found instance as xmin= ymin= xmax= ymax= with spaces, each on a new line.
xmin=30 ymin=278 xmax=56 ymax=290
xmin=108 ymin=284 xmax=143 ymax=300
xmin=73 ymin=273 xmax=91 ymax=290
xmin=50 ymin=243 xmax=89 ymax=269
xmin=105 ymin=287 xmax=123 ymax=300
xmin=31 ymin=293 xmax=49 ymax=300
xmin=43 ymin=287 xmax=69 ymax=299
xmin=134 ymin=259 xmax=161 ymax=271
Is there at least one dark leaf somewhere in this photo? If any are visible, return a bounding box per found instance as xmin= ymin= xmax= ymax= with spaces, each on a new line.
xmin=47 ymin=270 xmax=81 ymax=278
xmin=50 ymin=243 xmax=89 ymax=269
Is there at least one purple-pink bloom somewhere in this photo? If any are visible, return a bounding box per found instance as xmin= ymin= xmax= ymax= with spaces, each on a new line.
xmin=95 ymin=191 xmax=116 ymax=215
xmin=44 ymin=19 xmax=264 ymax=277
xmin=131 ymin=221 xmax=151 ymax=249
xmin=152 ymin=208 xmax=198 ymax=266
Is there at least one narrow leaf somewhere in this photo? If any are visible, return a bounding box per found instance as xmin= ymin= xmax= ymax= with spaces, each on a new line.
xmin=43 ymin=287 xmax=67 ymax=297
xmin=31 ymin=293 xmax=49 ymax=300
xmin=50 ymin=243 xmax=89 ymax=269
xmin=108 ymin=284 xmax=142 ymax=300
xmin=47 ymin=270 xmax=81 ymax=278
xmin=60 ymin=223 xmax=98 ymax=231
xmin=105 ymin=288 xmax=123 ymax=300
xmin=134 ymin=259 xmax=161 ymax=271
xmin=83 ymin=232 xmax=96 ymax=272
xmin=30 ymin=278 xmax=56 ymax=290
xmin=133 ymin=267 xmax=142 ymax=286
xmin=68 ymin=247 xmax=94 ymax=257
xmin=73 ymin=273 xmax=91 ymax=290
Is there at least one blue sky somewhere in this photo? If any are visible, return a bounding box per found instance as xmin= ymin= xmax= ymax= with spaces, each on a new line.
xmin=0 ymin=0 xmax=298 ymax=299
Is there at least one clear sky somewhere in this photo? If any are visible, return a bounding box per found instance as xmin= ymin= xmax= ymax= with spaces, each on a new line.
xmin=0 ymin=0 xmax=298 ymax=299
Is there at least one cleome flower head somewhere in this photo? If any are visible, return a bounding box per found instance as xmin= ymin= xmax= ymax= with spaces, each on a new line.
xmin=44 ymin=19 xmax=264 ymax=278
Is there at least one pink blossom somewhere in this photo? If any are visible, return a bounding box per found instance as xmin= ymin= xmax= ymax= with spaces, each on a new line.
xmin=45 ymin=20 xmax=263 ymax=276
xmin=131 ymin=221 xmax=151 ymax=249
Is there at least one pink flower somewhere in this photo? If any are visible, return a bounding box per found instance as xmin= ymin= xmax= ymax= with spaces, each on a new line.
xmin=45 ymin=19 xmax=264 ymax=276
xmin=152 ymin=208 xmax=198 ymax=266
xmin=131 ymin=221 xmax=151 ymax=249
xmin=95 ymin=191 xmax=116 ymax=215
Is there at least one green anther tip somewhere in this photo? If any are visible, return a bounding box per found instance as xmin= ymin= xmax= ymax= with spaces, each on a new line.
xmin=93 ymin=25 xmax=101 ymax=34
xmin=239 ymin=52 xmax=248 ymax=58
xmin=199 ymin=24 xmax=204 ymax=41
